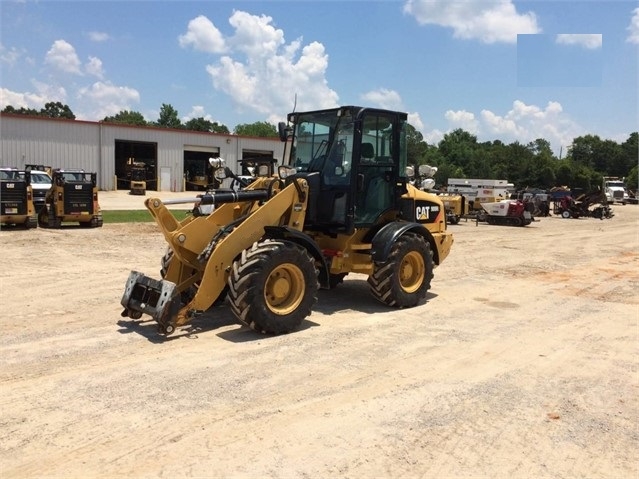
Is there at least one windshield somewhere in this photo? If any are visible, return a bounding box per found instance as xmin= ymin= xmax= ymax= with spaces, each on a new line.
xmin=31 ymin=173 xmax=52 ymax=184
xmin=290 ymin=110 xmax=354 ymax=173
xmin=1 ymin=170 xmax=25 ymax=180
xmin=606 ymin=181 xmax=624 ymax=188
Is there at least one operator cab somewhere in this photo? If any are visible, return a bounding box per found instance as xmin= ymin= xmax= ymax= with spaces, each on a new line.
xmin=281 ymin=106 xmax=408 ymax=234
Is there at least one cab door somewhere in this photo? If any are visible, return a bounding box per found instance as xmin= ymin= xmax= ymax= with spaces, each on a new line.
xmin=354 ymin=112 xmax=398 ymax=225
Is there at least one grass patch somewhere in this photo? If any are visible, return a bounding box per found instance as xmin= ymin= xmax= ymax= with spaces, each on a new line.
xmin=102 ymin=210 xmax=190 ymax=223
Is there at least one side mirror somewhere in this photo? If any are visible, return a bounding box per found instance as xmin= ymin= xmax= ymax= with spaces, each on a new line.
xmin=278 ymin=122 xmax=290 ymax=142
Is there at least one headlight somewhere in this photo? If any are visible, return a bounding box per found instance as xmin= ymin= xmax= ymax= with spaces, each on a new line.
xmin=278 ymin=165 xmax=297 ymax=179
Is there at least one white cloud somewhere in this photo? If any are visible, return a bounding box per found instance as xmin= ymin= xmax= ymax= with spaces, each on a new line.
xmin=627 ymin=7 xmax=639 ymax=44
xmin=445 ymin=109 xmax=479 ymax=133
xmin=403 ymin=0 xmax=540 ymax=44
xmin=45 ymin=40 xmax=82 ymax=74
xmin=76 ymin=81 xmax=140 ymax=119
xmin=419 ymin=100 xmax=583 ymax=154
xmin=0 ymin=44 xmax=23 ymax=68
xmin=361 ymin=88 xmax=424 ymax=131
xmin=227 ymin=11 xmax=284 ymax=58
xmin=85 ymin=56 xmax=104 ymax=79
xmin=185 ymin=11 xmax=338 ymax=120
xmin=178 ymin=15 xmax=227 ymax=53
xmin=423 ymin=128 xmax=444 ymax=145
xmin=0 ymin=81 xmax=67 ymax=110
xmin=87 ymin=31 xmax=110 ymax=42
xmin=556 ymin=34 xmax=602 ymax=49
xmin=361 ymin=88 xmax=403 ymax=110
xmin=480 ymin=100 xmax=580 ymax=153
xmin=182 ymin=105 xmax=217 ymax=123
xmin=407 ymin=112 xmax=424 ymax=131
xmin=0 ymin=88 xmax=52 ymax=110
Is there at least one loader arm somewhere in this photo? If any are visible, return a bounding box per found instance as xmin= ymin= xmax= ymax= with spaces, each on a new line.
xmin=121 ymin=177 xmax=310 ymax=333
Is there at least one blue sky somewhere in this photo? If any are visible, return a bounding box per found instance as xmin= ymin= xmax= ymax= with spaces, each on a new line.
xmin=1 ymin=0 xmax=637 ymax=155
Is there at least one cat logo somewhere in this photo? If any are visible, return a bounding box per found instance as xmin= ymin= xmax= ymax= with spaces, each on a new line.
xmin=416 ymin=205 xmax=431 ymax=220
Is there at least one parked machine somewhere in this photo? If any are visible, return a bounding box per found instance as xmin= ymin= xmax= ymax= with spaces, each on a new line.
xmin=603 ymin=177 xmax=628 ymax=205
xmin=38 ymin=169 xmax=103 ymax=228
xmin=121 ymin=106 xmax=454 ymax=336
xmin=129 ymin=162 xmax=147 ymax=195
xmin=438 ymin=193 xmax=467 ymax=225
xmin=0 ymin=168 xmax=38 ymax=229
xmin=481 ymin=199 xmax=532 ymax=226
xmin=554 ymin=189 xmax=613 ymax=219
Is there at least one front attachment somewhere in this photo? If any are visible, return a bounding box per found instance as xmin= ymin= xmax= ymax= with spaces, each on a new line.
xmin=120 ymin=271 xmax=182 ymax=334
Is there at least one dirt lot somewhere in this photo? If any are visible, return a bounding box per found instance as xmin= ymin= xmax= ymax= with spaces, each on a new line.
xmin=1 ymin=193 xmax=638 ymax=478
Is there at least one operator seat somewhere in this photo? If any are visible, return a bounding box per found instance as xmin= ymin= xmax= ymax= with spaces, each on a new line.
xmin=361 ymin=142 xmax=375 ymax=163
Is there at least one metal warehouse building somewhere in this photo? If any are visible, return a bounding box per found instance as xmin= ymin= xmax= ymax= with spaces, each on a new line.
xmin=0 ymin=114 xmax=286 ymax=192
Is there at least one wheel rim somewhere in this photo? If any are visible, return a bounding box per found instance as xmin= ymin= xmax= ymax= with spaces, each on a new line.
xmin=264 ymin=263 xmax=305 ymax=315
xmin=399 ymin=251 xmax=425 ymax=293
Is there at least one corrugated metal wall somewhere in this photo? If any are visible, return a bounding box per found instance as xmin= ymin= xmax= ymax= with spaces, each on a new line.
xmin=1 ymin=115 xmax=99 ymax=172
xmin=0 ymin=114 xmax=286 ymax=191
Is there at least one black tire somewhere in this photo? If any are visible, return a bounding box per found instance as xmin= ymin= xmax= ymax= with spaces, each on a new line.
xmin=38 ymin=204 xmax=61 ymax=228
xmin=227 ymin=239 xmax=319 ymax=334
xmin=368 ymin=233 xmax=433 ymax=308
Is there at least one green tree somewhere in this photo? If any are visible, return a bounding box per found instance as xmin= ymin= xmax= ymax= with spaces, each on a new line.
xmin=40 ymin=101 xmax=75 ymax=119
xmin=156 ymin=103 xmax=182 ymax=129
xmin=102 ymin=110 xmax=147 ymax=126
xmin=405 ymin=123 xmax=429 ymax=167
xmin=438 ymin=129 xmax=478 ymax=172
xmin=184 ymin=117 xmax=230 ymax=133
xmin=234 ymin=121 xmax=277 ymax=137
xmin=2 ymin=103 xmax=75 ymax=118
xmin=626 ymin=165 xmax=638 ymax=193
xmin=569 ymin=134 xmax=601 ymax=169
xmin=2 ymin=105 xmax=40 ymax=116
xmin=621 ymin=132 xmax=639 ymax=177
xmin=555 ymin=162 xmax=574 ymax=187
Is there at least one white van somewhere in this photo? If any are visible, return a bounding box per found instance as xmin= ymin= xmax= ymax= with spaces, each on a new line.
xmin=28 ymin=170 xmax=53 ymax=212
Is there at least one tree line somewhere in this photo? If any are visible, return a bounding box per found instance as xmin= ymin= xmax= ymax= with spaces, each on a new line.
xmin=3 ymin=102 xmax=637 ymax=192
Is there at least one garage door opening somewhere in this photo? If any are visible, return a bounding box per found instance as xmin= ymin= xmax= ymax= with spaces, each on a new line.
xmin=184 ymin=147 xmax=219 ymax=191
xmin=115 ymin=140 xmax=158 ymax=191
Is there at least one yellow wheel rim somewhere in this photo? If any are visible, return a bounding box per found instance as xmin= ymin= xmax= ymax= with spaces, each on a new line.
xmin=399 ymin=251 xmax=425 ymax=293
xmin=264 ymin=263 xmax=305 ymax=315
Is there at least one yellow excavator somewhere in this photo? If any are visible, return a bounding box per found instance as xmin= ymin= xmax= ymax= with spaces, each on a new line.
xmin=121 ymin=106 xmax=454 ymax=335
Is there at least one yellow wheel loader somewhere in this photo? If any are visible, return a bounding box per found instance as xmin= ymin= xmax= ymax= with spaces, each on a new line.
xmin=38 ymin=169 xmax=103 ymax=228
xmin=0 ymin=168 xmax=38 ymax=229
xmin=120 ymin=106 xmax=454 ymax=335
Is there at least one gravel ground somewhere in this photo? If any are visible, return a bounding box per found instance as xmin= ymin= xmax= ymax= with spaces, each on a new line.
xmin=1 ymin=196 xmax=637 ymax=478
